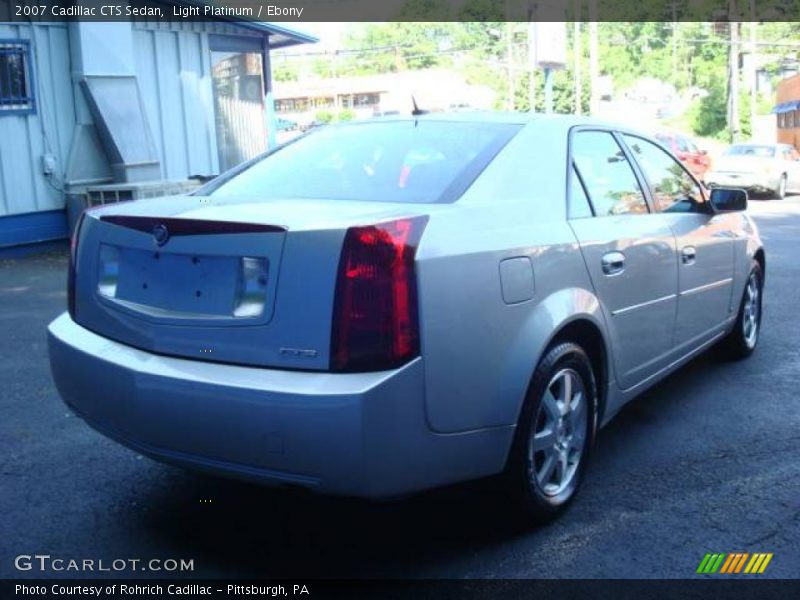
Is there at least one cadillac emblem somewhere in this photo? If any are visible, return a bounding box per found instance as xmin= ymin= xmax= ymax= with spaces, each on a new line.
xmin=152 ymin=224 xmax=170 ymax=246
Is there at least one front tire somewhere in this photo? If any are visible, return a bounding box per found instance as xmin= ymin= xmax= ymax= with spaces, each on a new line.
xmin=720 ymin=260 xmax=763 ymax=359
xmin=504 ymin=342 xmax=598 ymax=523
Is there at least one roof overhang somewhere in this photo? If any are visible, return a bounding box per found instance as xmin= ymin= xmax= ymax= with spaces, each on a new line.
xmin=772 ymin=100 xmax=800 ymax=114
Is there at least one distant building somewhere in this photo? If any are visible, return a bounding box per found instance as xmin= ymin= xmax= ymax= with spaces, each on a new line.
xmin=774 ymin=73 xmax=800 ymax=151
xmin=0 ymin=10 xmax=316 ymax=251
xmin=272 ymin=69 xmax=496 ymax=127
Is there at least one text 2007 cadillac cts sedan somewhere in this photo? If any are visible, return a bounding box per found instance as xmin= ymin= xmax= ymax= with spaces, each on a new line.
xmin=48 ymin=114 xmax=765 ymax=521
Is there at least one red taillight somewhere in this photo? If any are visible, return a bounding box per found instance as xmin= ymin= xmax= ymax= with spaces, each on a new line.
xmin=67 ymin=213 xmax=86 ymax=320
xmin=331 ymin=217 xmax=428 ymax=372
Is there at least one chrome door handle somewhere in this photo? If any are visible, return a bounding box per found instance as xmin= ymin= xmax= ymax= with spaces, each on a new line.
xmin=601 ymin=251 xmax=626 ymax=275
xmin=682 ymin=246 xmax=697 ymax=265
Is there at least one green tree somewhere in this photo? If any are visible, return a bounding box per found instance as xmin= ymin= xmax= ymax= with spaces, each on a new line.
xmin=514 ymin=69 xmax=589 ymax=114
xmin=314 ymin=110 xmax=334 ymax=124
xmin=272 ymin=61 xmax=298 ymax=82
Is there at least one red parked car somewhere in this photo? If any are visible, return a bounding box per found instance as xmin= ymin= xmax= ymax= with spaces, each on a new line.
xmin=654 ymin=131 xmax=711 ymax=182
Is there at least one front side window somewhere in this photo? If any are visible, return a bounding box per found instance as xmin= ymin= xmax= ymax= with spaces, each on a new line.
xmin=571 ymin=130 xmax=648 ymax=216
xmin=0 ymin=41 xmax=34 ymax=114
xmin=569 ymin=164 xmax=593 ymax=219
xmin=204 ymin=120 xmax=521 ymax=204
xmin=623 ymin=135 xmax=705 ymax=214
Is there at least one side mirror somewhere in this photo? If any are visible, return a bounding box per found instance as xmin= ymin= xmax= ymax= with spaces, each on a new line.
xmin=709 ymin=188 xmax=747 ymax=213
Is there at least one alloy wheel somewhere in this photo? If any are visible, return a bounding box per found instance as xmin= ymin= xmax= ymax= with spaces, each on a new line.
xmin=743 ymin=272 xmax=761 ymax=349
xmin=529 ymin=368 xmax=588 ymax=497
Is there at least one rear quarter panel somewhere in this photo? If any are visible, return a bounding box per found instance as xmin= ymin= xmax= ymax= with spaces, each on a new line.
xmin=416 ymin=119 xmax=609 ymax=434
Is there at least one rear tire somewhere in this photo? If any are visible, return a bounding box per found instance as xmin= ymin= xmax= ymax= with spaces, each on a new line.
xmin=503 ymin=342 xmax=598 ymax=524
xmin=719 ymin=260 xmax=763 ymax=359
xmin=773 ymin=174 xmax=787 ymax=200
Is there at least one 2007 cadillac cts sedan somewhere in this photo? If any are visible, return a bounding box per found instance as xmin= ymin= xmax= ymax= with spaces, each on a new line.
xmin=48 ymin=114 xmax=765 ymax=521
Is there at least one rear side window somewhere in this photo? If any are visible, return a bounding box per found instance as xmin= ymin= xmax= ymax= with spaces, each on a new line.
xmin=655 ymin=133 xmax=674 ymax=151
xmin=571 ymin=131 xmax=648 ymax=216
xmin=205 ymin=120 xmax=521 ymax=204
xmin=724 ymin=145 xmax=775 ymax=158
xmin=623 ymin=135 xmax=704 ymax=214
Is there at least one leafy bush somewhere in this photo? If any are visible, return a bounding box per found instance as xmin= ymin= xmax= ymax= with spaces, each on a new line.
xmin=689 ymin=84 xmax=757 ymax=141
xmin=688 ymin=85 xmax=727 ymax=138
xmin=338 ymin=109 xmax=355 ymax=122
xmin=513 ymin=69 xmax=590 ymax=115
xmin=314 ymin=110 xmax=335 ymax=124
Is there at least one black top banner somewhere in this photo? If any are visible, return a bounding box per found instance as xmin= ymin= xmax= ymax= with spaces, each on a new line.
xmin=0 ymin=0 xmax=799 ymax=23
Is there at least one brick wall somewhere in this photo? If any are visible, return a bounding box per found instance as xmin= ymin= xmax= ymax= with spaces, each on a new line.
xmin=776 ymin=74 xmax=800 ymax=149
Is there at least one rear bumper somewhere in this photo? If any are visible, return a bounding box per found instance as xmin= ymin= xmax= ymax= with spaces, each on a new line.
xmin=47 ymin=314 xmax=512 ymax=497
xmin=706 ymin=172 xmax=777 ymax=192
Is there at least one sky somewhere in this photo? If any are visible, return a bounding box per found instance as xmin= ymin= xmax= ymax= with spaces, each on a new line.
xmin=290 ymin=22 xmax=348 ymax=52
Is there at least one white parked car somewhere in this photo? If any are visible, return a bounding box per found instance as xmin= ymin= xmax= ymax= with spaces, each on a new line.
xmin=706 ymin=143 xmax=800 ymax=199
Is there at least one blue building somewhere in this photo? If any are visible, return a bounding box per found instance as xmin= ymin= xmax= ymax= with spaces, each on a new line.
xmin=0 ymin=13 xmax=315 ymax=251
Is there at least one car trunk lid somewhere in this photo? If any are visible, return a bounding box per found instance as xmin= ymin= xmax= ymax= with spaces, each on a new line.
xmin=714 ymin=155 xmax=771 ymax=175
xmin=72 ymin=196 xmax=435 ymax=370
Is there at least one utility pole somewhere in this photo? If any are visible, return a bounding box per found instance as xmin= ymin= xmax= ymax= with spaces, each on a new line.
xmin=728 ymin=14 xmax=741 ymax=142
xmin=588 ymin=0 xmax=599 ymax=116
xmin=574 ymin=8 xmax=582 ymax=115
xmin=543 ymin=66 xmax=554 ymax=113
xmin=750 ymin=0 xmax=757 ymax=141
xmin=507 ymin=22 xmax=515 ymax=111
xmin=394 ymin=45 xmax=402 ymax=71
xmin=528 ymin=19 xmax=536 ymax=112
xmin=671 ymin=2 xmax=678 ymax=84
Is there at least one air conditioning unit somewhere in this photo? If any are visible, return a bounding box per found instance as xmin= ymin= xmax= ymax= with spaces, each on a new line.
xmin=85 ymin=179 xmax=203 ymax=207
xmin=66 ymin=179 xmax=206 ymax=234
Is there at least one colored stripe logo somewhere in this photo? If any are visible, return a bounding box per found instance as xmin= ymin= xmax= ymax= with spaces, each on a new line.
xmin=697 ymin=553 xmax=773 ymax=574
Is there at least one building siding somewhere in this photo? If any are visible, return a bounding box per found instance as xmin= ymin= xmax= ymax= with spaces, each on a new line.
xmin=1 ymin=18 xmax=311 ymax=246
xmin=0 ymin=23 xmax=76 ymax=218
xmin=134 ymin=26 xmax=219 ymax=180
xmin=776 ymin=73 xmax=800 ymax=151
xmin=131 ymin=20 xmax=266 ymax=181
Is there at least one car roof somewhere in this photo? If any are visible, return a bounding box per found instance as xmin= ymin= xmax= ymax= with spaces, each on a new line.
xmin=332 ymin=111 xmax=644 ymax=132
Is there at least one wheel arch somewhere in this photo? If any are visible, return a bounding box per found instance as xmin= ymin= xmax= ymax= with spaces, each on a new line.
xmin=508 ymin=303 xmax=611 ymax=436
xmin=502 ymin=313 xmax=610 ymax=473
xmin=548 ymin=318 xmax=609 ymax=425
xmin=754 ymin=247 xmax=766 ymax=282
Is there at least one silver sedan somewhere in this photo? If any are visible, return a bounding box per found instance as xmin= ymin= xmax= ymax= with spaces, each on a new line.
xmin=48 ymin=114 xmax=765 ymax=522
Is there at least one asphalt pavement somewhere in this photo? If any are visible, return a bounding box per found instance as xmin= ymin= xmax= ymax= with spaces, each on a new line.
xmin=1 ymin=197 xmax=799 ymax=580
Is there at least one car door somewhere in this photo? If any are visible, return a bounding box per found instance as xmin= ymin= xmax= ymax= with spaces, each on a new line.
xmin=622 ymin=134 xmax=735 ymax=351
xmin=569 ymin=129 xmax=679 ymax=390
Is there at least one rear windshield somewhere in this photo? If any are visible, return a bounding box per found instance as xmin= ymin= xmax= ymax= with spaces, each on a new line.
xmin=724 ymin=144 xmax=775 ymax=158
xmin=203 ymin=120 xmax=521 ymax=204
